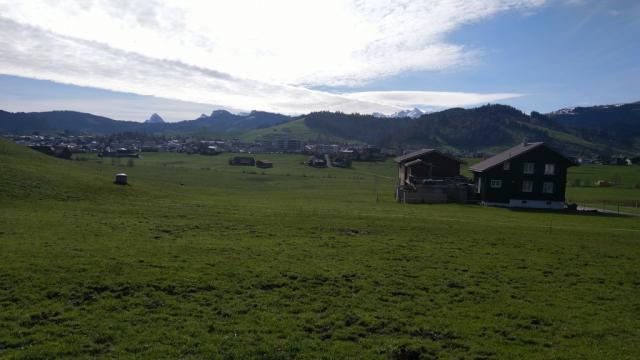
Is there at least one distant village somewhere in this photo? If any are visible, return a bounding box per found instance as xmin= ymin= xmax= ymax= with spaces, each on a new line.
xmin=7 ymin=133 xmax=386 ymax=158
xmin=6 ymin=133 xmax=639 ymax=167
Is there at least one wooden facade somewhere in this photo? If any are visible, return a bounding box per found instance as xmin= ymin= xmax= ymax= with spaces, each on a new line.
xmin=470 ymin=142 xmax=575 ymax=209
xmin=29 ymin=145 xmax=72 ymax=160
xmin=396 ymin=149 xmax=462 ymax=185
xmin=256 ymin=160 xmax=273 ymax=169
xmin=229 ymin=156 xmax=255 ymax=166
xmin=395 ymin=149 xmax=469 ymax=204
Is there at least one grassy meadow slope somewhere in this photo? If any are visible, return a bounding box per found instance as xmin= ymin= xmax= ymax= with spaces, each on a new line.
xmin=239 ymin=118 xmax=357 ymax=144
xmin=1 ymin=139 xmax=640 ymax=358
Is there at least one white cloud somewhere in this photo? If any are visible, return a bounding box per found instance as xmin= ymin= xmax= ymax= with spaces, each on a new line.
xmin=343 ymin=91 xmax=523 ymax=109
xmin=0 ymin=1 xmax=544 ymax=115
xmin=0 ymin=0 xmax=545 ymax=86
xmin=0 ymin=17 xmax=403 ymax=115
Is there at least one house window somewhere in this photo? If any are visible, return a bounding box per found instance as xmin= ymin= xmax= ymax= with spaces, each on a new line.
xmin=476 ymin=177 xmax=482 ymax=194
xmin=522 ymin=180 xmax=533 ymax=193
xmin=503 ymin=161 xmax=510 ymax=170
xmin=523 ymin=162 xmax=535 ymax=174
xmin=544 ymin=163 xmax=555 ymax=175
xmin=490 ymin=179 xmax=502 ymax=188
xmin=543 ymin=182 xmax=554 ymax=193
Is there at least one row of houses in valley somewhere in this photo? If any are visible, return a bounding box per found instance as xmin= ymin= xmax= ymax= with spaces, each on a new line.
xmin=228 ymin=156 xmax=274 ymax=169
xmin=395 ymin=141 xmax=576 ymax=209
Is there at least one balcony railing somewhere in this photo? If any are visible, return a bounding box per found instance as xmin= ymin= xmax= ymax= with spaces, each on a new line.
xmin=408 ymin=175 xmax=468 ymax=186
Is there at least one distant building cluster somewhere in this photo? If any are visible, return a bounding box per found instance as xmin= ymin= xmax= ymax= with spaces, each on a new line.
xmin=5 ymin=134 xmax=399 ymax=160
xmin=7 ymin=133 xmax=639 ymax=169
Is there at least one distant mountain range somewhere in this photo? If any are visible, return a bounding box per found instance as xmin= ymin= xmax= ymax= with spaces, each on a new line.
xmin=0 ymin=109 xmax=297 ymax=136
xmin=1 ymin=101 xmax=639 ymax=154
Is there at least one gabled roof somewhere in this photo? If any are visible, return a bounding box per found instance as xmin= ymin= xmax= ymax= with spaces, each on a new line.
xmin=404 ymin=159 xmax=424 ymax=167
xmin=394 ymin=148 xmax=462 ymax=164
xmin=470 ymin=142 xmax=572 ymax=172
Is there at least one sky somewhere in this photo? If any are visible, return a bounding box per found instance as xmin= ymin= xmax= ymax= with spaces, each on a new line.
xmin=0 ymin=0 xmax=638 ymax=122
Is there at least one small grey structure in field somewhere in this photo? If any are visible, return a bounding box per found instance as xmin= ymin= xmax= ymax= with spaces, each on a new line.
xmin=115 ymin=173 xmax=128 ymax=185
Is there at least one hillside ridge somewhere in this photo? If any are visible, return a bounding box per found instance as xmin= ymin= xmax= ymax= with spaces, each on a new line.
xmin=1 ymin=101 xmax=639 ymax=153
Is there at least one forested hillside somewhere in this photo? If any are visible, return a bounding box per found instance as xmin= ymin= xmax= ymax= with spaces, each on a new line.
xmin=302 ymin=105 xmax=614 ymax=153
xmin=548 ymin=102 xmax=640 ymax=150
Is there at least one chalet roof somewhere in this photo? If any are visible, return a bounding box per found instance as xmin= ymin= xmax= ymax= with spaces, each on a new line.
xmin=404 ymin=159 xmax=424 ymax=167
xmin=394 ymin=149 xmax=462 ymax=164
xmin=470 ymin=142 xmax=571 ymax=172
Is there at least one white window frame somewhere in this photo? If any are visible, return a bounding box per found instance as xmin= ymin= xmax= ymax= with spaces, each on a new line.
xmin=543 ymin=182 xmax=554 ymax=193
xmin=523 ymin=162 xmax=535 ymax=174
xmin=544 ymin=163 xmax=555 ymax=175
xmin=490 ymin=179 xmax=502 ymax=188
xmin=476 ymin=177 xmax=482 ymax=194
xmin=522 ymin=180 xmax=533 ymax=193
xmin=503 ymin=161 xmax=510 ymax=170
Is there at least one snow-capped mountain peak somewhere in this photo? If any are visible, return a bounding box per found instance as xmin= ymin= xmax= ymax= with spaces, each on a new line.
xmin=374 ymin=107 xmax=427 ymax=118
xmin=392 ymin=107 xmax=426 ymax=118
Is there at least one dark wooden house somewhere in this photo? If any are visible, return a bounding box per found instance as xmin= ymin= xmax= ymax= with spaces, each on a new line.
xmin=356 ymin=147 xmax=384 ymax=162
xmin=394 ymin=149 xmax=469 ymax=203
xmin=98 ymin=148 xmax=139 ymax=158
xmin=470 ymin=141 xmax=575 ymax=209
xmin=229 ymin=156 xmax=255 ymax=166
xmin=308 ymin=156 xmax=327 ymax=168
xmin=256 ymin=160 xmax=273 ymax=169
xmin=28 ymin=145 xmax=72 ymax=160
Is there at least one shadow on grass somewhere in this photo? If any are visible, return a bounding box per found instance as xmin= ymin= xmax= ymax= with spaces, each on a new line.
xmin=508 ymin=207 xmax=634 ymax=218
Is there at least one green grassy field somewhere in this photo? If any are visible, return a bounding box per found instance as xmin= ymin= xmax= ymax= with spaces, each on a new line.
xmin=565 ymin=164 xmax=640 ymax=215
xmin=1 ymin=139 xmax=640 ymax=359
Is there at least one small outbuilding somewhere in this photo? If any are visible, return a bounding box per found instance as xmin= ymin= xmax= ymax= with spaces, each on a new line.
xmin=308 ymin=157 xmax=327 ymax=168
xmin=596 ymin=180 xmax=612 ymax=187
xmin=115 ymin=173 xmax=128 ymax=185
xmin=256 ymin=160 xmax=273 ymax=169
xmin=229 ymin=156 xmax=255 ymax=166
xmin=99 ymin=148 xmax=139 ymax=158
xmin=332 ymin=157 xmax=352 ymax=168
